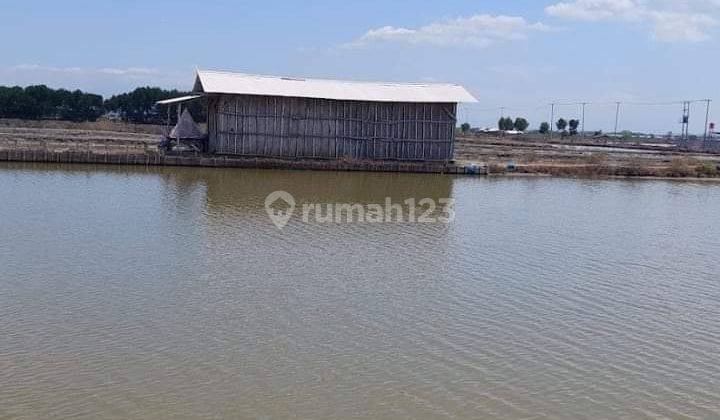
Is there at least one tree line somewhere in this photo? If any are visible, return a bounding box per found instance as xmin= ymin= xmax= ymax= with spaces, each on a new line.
xmin=498 ymin=117 xmax=529 ymax=132
xmin=459 ymin=117 xmax=585 ymax=136
xmin=459 ymin=117 xmax=530 ymax=134
xmin=0 ymin=85 xmax=103 ymax=122
xmin=538 ymin=118 xmax=581 ymax=136
xmin=0 ymin=85 xmax=205 ymax=124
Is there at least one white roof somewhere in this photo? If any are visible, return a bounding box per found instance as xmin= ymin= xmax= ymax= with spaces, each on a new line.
xmin=156 ymin=95 xmax=203 ymax=105
xmin=193 ymin=70 xmax=477 ymax=103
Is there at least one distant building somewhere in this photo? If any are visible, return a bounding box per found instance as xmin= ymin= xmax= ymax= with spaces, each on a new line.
xmin=190 ymin=70 xmax=477 ymax=162
xmin=101 ymin=110 xmax=123 ymax=121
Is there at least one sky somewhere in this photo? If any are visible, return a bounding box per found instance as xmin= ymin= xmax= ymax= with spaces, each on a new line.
xmin=1 ymin=0 xmax=720 ymax=134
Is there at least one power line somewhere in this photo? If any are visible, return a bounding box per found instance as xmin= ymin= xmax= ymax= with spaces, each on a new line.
xmin=462 ymin=97 xmax=714 ymax=137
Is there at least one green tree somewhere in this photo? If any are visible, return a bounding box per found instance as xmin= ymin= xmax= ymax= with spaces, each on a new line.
xmin=0 ymin=86 xmax=32 ymax=118
xmin=498 ymin=117 xmax=514 ymax=131
xmin=104 ymin=87 xmax=168 ymax=124
xmin=0 ymin=85 xmax=103 ymax=121
xmin=22 ymin=85 xmax=51 ymax=119
xmin=57 ymin=89 xmax=104 ymax=122
xmin=460 ymin=122 xmax=471 ymax=134
xmin=0 ymin=84 xmax=210 ymax=123
xmin=104 ymin=87 xmax=206 ymax=124
xmin=568 ymin=119 xmax=580 ymax=135
xmin=556 ymin=118 xmax=567 ymax=131
xmin=539 ymin=122 xmax=550 ymax=134
xmin=513 ymin=117 xmax=529 ymax=132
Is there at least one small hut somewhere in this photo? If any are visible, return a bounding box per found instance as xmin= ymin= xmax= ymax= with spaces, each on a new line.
xmin=156 ymin=95 xmax=206 ymax=151
xmin=190 ymin=70 xmax=477 ymax=162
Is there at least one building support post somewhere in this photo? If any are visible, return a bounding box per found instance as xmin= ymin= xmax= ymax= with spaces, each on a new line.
xmin=177 ymin=103 xmax=182 ymax=150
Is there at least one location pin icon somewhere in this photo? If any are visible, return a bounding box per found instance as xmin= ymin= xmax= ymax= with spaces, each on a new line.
xmin=265 ymin=191 xmax=296 ymax=229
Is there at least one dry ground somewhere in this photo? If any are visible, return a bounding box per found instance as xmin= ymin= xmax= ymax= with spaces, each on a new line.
xmin=0 ymin=119 xmax=162 ymax=155
xmin=455 ymin=134 xmax=720 ymax=178
xmin=1 ymin=120 xmax=719 ymax=178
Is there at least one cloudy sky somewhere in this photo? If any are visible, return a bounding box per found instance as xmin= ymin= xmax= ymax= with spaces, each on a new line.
xmin=2 ymin=0 xmax=719 ymax=134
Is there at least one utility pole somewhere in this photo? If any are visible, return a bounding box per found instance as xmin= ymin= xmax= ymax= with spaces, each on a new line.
xmin=681 ymin=101 xmax=690 ymax=141
xmin=614 ymin=102 xmax=621 ymax=135
xmin=704 ymin=99 xmax=711 ymax=141
xmin=581 ymin=102 xmax=587 ymax=136
xmin=550 ymin=103 xmax=555 ymax=138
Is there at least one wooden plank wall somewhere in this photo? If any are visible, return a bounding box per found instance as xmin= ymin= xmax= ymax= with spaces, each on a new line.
xmin=207 ymin=94 xmax=457 ymax=161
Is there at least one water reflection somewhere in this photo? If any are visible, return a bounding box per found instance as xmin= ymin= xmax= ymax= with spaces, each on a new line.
xmin=1 ymin=162 xmax=719 ymax=419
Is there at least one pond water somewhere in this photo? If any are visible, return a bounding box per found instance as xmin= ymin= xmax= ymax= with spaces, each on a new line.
xmin=1 ymin=162 xmax=719 ymax=419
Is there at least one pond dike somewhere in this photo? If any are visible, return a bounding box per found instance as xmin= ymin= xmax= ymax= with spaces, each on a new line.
xmin=0 ymin=148 xmax=483 ymax=175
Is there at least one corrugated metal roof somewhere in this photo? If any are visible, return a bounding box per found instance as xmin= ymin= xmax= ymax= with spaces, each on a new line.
xmin=193 ymin=70 xmax=478 ymax=103
xmin=156 ymin=95 xmax=203 ymax=105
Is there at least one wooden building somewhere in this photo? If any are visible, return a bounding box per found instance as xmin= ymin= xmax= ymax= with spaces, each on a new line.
xmin=191 ymin=70 xmax=476 ymax=162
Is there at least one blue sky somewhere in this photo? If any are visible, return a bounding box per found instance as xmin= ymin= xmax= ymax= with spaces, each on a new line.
xmin=1 ymin=0 xmax=719 ymax=134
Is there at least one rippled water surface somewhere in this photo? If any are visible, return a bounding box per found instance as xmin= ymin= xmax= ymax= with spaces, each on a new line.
xmin=1 ymin=162 xmax=719 ymax=419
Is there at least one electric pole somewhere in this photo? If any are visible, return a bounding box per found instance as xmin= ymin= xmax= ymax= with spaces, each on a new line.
xmin=614 ymin=102 xmax=621 ymax=135
xmin=704 ymin=99 xmax=711 ymax=141
xmin=581 ymin=102 xmax=587 ymax=136
xmin=681 ymin=101 xmax=690 ymax=141
xmin=550 ymin=103 xmax=555 ymax=138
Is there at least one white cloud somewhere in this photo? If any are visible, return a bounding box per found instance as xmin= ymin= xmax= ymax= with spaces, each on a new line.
xmin=650 ymin=10 xmax=717 ymax=41
xmin=349 ymin=14 xmax=550 ymax=48
xmin=545 ymin=0 xmax=719 ymax=42
xmin=546 ymin=0 xmax=643 ymax=21
xmin=7 ymin=64 xmax=161 ymax=77
xmin=1 ymin=64 xmax=189 ymax=96
xmin=97 ymin=67 xmax=160 ymax=76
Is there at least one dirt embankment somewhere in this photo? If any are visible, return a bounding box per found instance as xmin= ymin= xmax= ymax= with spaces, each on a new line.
xmin=0 ymin=119 xmax=163 ymax=155
xmin=0 ymin=118 xmax=166 ymax=135
xmin=455 ymin=134 xmax=720 ymax=178
xmin=1 ymin=121 xmax=719 ymax=178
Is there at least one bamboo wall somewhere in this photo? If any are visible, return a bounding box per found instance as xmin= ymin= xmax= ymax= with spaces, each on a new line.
xmin=207 ymin=95 xmax=457 ymax=161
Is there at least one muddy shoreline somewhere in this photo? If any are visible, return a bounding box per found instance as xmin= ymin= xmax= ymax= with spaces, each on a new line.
xmin=1 ymin=121 xmax=719 ymax=179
